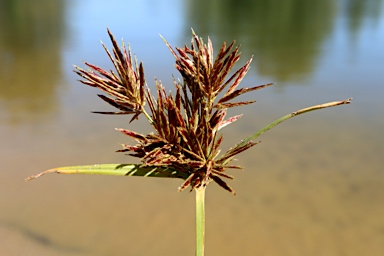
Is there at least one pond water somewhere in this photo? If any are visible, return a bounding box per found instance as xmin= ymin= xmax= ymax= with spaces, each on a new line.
xmin=1 ymin=0 xmax=383 ymax=255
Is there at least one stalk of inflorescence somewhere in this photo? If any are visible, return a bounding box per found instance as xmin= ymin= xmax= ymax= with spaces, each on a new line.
xmin=195 ymin=187 xmax=206 ymax=256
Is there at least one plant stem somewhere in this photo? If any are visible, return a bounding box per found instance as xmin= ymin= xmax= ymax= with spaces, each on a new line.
xmin=195 ymin=187 xmax=206 ymax=256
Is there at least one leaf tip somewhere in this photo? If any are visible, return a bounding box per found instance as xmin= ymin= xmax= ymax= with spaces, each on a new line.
xmin=25 ymin=168 xmax=57 ymax=181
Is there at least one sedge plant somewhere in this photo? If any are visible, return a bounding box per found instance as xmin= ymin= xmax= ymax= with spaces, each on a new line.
xmin=27 ymin=29 xmax=351 ymax=256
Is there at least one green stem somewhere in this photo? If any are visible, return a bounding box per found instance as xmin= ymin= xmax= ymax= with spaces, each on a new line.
xmin=196 ymin=187 xmax=206 ymax=256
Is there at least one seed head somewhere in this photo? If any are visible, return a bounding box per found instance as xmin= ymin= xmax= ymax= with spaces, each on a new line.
xmin=75 ymin=29 xmax=273 ymax=193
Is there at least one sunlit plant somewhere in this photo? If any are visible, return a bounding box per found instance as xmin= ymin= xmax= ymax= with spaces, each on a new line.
xmin=27 ymin=29 xmax=351 ymax=256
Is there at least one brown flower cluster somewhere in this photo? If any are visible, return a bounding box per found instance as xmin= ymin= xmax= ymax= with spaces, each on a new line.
xmin=75 ymin=29 xmax=273 ymax=194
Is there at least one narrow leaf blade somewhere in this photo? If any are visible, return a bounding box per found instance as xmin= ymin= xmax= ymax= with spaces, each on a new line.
xmin=26 ymin=164 xmax=189 ymax=181
xmin=232 ymin=98 xmax=352 ymax=151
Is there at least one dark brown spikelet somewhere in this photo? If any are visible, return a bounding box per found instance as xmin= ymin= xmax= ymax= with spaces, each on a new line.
xmin=74 ymin=29 xmax=146 ymax=122
xmin=76 ymin=29 xmax=273 ymax=193
xmin=148 ymin=30 xmax=273 ymax=193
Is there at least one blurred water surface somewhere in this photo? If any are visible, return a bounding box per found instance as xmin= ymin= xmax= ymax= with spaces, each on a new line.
xmin=0 ymin=0 xmax=383 ymax=255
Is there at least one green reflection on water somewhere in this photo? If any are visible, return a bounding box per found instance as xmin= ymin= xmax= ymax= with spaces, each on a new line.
xmin=186 ymin=0 xmax=336 ymax=82
xmin=344 ymin=0 xmax=384 ymax=37
xmin=0 ymin=0 xmax=66 ymax=124
xmin=185 ymin=0 xmax=383 ymax=82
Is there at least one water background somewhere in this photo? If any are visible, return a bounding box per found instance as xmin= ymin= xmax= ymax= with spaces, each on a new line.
xmin=1 ymin=0 xmax=383 ymax=255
